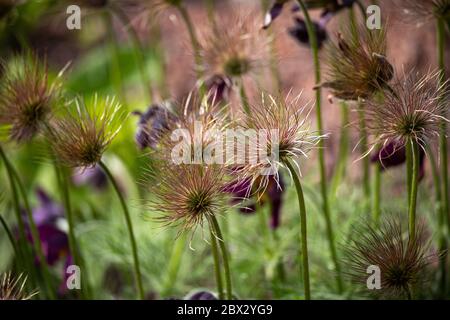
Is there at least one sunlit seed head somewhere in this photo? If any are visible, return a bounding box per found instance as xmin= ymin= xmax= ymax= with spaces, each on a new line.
xmin=0 ymin=273 xmax=37 ymax=300
xmin=47 ymin=95 xmax=126 ymax=169
xmin=0 ymin=53 xmax=63 ymax=143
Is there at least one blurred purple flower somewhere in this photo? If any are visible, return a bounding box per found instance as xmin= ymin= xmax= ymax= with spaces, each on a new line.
xmin=224 ymin=174 xmax=285 ymax=229
xmin=133 ymin=104 xmax=177 ymax=150
xmin=23 ymin=188 xmax=69 ymax=267
xmin=185 ymin=290 xmax=217 ymax=300
xmin=72 ymin=165 xmax=108 ymax=191
xmin=371 ymin=141 xmax=426 ymax=180
xmin=288 ymin=14 xmax=330 ymax=49
xmin=18 ymin=188 xmax=72 ymax=296
xmin=264 ymin=0 xmax=355 ymax=29
xmin=263 ymin=1 xmax=288 ymax=29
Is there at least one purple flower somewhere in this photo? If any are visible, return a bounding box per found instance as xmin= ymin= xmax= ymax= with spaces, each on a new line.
xmin=371 ymin=141 xmax=426 ymax=180
xmin=288 ymin=15 xmax=329 ymax=49
xmin=133 ymin=104 xmax=177 ymax=150
xmin=72 ymin=165 xmax=108 ymax=191
xmin=224 ymin=174 xmax=285 ymax=229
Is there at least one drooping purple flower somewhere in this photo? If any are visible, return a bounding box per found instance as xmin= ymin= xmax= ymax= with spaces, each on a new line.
xmin=371 ymin=141 xmax=426 ymax=180
xmin=132 ymin=104 xmax=177 ymax=150
xmin=72 ymin=165 xmax=108 ymax=191
xmin=224 ymin=174 xmax=285 ymax=229
xmin=288 ymin=15 xmax=330 ymax=49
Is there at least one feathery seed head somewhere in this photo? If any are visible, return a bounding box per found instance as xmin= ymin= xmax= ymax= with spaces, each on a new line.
xmin=199 ymin=12 xmax=270 ymax=79
xmin=47 ymin=95 xmax=125 ymax=169
xmin=0 ymin=53 xmax=63 ymax=143
xmin=365 ymin=70 xmax=449 ymax=151
xmin=342 ymin=218 xmax=436 ymax=299
xmin=148 ymin=163 xmax=227 ymax=235
xmin=321 ymin=25 xmax=393 ymax=101
xmin=238 ymin=92 xmax=323 ymax=191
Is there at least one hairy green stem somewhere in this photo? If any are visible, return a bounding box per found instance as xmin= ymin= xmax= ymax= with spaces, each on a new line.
xmin=297 ymin=0 xmax=342 ymax=294
xmin=210 ymin=215 xmax=233 ymax=300
xmin=436 ymin=17 xmax=448 ymax=295
xmin=330 ymin=102 xmax=350 ymax=199
xmin=427 ymin=145 xmax=446 ymax=294
xmin=208 ymin=222 xmax=225 ymax=300
xmin=239 ymin=80 xmax=251 ymax=115
xmin=104 ymin=12 xmax=126 ymax=102
xmin=357 ymin=101 xmax=371 ymax=212
xmin=437 ymin=17 xmax=449 ymax=246
xmin=162 ymin=235 xmax=187 ymax=297
xmin=372 ymin=162 xmax=381 ymax=225
xmin=177 ymin=4 xmax=203 ymax=79
xmin=99 ymin=161 xmax=144 ymax=299
xmin=286 ymin=160 xmax=310 ymax=299
xmin=0 ymin=146 xmax=55 ymax=299
xmin=111 ymin=5 xmax=153 ymax=104
xmin=407 ymin=140 xmax=419 ymax=241
xmin=59 ymin=168 xmax=92 ymax=299
xmin=0 ymin=214 xmax=19 ymax=261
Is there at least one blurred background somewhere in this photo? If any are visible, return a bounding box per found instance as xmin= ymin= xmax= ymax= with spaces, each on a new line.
xmin=0 ymin=0 xmax=449 ymax=299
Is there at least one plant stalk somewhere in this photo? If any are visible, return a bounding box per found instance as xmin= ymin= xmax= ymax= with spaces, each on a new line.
xmin=99 ymin=160 xmax=144 ymax=299
xmin=286 ymin=160 xmax=311 ymax=300
xmin=407 ymin=140 xmax=419 ymax=241
xmin=210 ymin=215 xmax=233 ymax=300
xmin=296 ymin=0 xmax=342 ymax=294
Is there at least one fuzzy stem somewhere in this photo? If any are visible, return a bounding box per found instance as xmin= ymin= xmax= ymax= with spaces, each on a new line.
xmin=427 ymin=145 xmax=447 ymax=295
xmin=104 ymin=12 xmax=126 ymax=102
xmin=437 ymin=17 xmax=449 ymax=250
xmin=0 ymin=146 xmax=28 ymax=261
xmin=162 ymin=235 xmax=187 ymax=297
xmin=372 ymin=162 xmax=381 ymax=225
xmin=177 ymin=4 xmax=203 ymax=79
xmin=0 ymin=145 xmax=55 ymax=299
xmin=210 ymin=215 xmax=233 ymax=300
xmin=99 ymin=161 xmax=144 ymax=299
xmin=59 ymin=168 xmax=92 ymax=299
xmin=111 ymin=5 xmax=153 ymax=104
xmin=330 ymin=101 xmax=350 ymax=199
xmin=297 ymin=0 xmax=343 ymax=294
xmin=407 ymin=140 xmax=419 ymax=241
xmin=208 ymin=222 xmax=225 ymax=300
xmin=239 ymin=80 xmax=251 ymax=115
xmin=357 ymin=100 xmax=371 ymax=212
xmin=286 ymin=160 xmax=310 ymax=299
xmin=0 ymin=214 xmax=19 ymax=261
xmin=436 ymin=17 xmax=448 ymax=296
